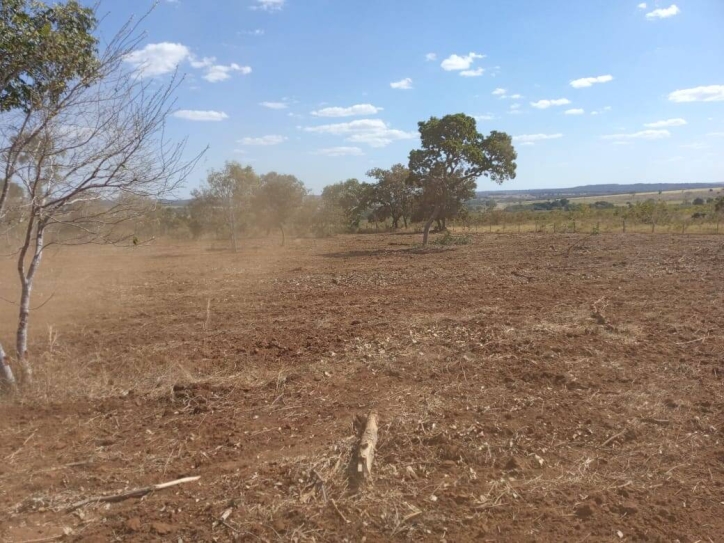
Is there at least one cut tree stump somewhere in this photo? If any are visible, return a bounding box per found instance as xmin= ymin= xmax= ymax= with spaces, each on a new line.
xmin=357 ymin=410 xmax=379 ymax=481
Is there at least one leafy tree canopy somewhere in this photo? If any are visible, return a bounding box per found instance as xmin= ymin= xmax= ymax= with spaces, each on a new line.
xmin=0 ymin=0 xmax=98 ymax=112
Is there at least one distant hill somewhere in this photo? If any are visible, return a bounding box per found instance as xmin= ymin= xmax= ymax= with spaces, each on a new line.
xmin=476 ymin=182 xmax=723 ymax=200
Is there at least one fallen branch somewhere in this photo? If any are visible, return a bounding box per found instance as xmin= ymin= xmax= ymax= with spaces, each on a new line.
xmin=601 ymin=429 xmax=627 ymax=448
xmin=330 ymin=499 xmax=350 ymax=524
xmin=357 ymin=410 xmax=379 ymax=481
xmin=66 ymin=476 xmax=200 ymax=512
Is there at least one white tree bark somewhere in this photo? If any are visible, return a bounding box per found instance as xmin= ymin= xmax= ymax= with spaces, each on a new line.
xmin=0 ymin=342 xmax=17 ymax=389
xmin=15 ymin=219 xmax=46 ymax=383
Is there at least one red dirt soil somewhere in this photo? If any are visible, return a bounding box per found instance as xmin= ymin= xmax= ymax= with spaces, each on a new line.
xmin=1 ymin=232 xmax=723 ymax=542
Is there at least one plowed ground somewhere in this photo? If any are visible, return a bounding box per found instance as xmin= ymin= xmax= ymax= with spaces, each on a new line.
xmin=1 ymin=233 xmax=723 ymax=542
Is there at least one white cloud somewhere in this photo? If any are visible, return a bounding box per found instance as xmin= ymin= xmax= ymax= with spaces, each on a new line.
xmin=460 ymin=67 xmax=485 ymax=77
xmin=474 ymin=114 xmax=495 ymax=121
xmin=314 ymin=147 xmax=365 ymax=157
xmin=514 ymin=133 xmax=563 ymax=143
xmin=668 ymin=85 xmax=724 ymax=103
xmin=601 ymin=129 xmax=671 ymax=141
xmin=311 ymin=104 xmax=383 ymax=117
xmin=390 ymin=78 xmax=413 ymax=90
xmin=173 ymin=110 xmax=228 ymax=121
xmin=425 ymin=53 xmax=437 ymax=62
xmin=520 ymin=142 xmax=535 ymax=146
xmin=492 ymin=88 xmax=507 ymax=96
xmin=707 ymin=132 xmax=724 ymax=137
xmin=680 ymin=142 xmax=709 ymax=149
xmin=239 ymin=135 xmax=287 ymax=145
xmin=570 ymin=74 xmax=614 ymax=88
xmin=509 ymin=93 xmax=523 ymax=99
xmin=646 ymin=4 xmax=680 ymax=19
xmin=441 ymin=52 xmax=485 ymax=71
xmin=203 ymin=63 xmax=251 ymax=82
xmin=530 ymin=98 xmax=571 ymax=109
xmin=251 ymin=0 xmax=284 ymax=11
xmin=241 ymin=29 xmax=265 ymax=36
xmin=124 ymin=42 xmax=190 ymax=77
xmin=303 ymin=119 xmax=417 ymax=148
xmin=638 ymin=3 xmax=647 ymax=9
xmin=125 ymin=44 xmax=251 ymax=82
xmin=644 ymin=118 xmax=686 ymax=128
xmin=260 ymin=101 xmax=288 ymax=110
xmin=510 ymin=103 xmax=521 ymax=110
xmin=565 ymin=108 xmax=585 ymax=115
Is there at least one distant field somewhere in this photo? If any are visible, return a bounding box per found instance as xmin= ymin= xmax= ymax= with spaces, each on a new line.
xmin=496 ymin=186 xmax=724 ymax=208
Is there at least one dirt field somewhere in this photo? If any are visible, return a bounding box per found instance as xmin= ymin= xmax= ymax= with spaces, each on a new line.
xmin=1 ymin=232 xmax=723 ymax=542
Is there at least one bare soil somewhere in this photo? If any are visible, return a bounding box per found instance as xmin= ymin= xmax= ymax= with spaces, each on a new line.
xmin=1 ymin=233 xmax=723 ymax=542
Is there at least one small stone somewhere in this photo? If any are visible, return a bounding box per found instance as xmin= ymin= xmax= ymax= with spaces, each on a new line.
xmin=152 ymin=522 xmax=173 ymax=535
xmin=125 ymin=517 xmax=142 ymax=532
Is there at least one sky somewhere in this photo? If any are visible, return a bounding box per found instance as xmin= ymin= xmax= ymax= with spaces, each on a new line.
xmin=98 ymin=0 xmax=724 ymax=195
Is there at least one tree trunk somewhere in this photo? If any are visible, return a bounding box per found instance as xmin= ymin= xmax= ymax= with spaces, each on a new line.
xmin=422 ymin=204 xmax=441 ymax=246
xmin=279 ymin=224 xmax=285 ymax=246
xmin=623 ymin=219 xmax=626 ymax=233
xmin=403 ymin=216 xmax=408 ymax=228
xmin=651 ymin=222 xmax=655 ymax=233
xmin=0 ymin=342 xmax=17 ymax=390
xmin=16 ymin=221 xmax=46 ymax=383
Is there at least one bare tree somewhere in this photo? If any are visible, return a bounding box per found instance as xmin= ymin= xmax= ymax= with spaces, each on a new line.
xmin=1 ymin=15 xmax=201 ymax=385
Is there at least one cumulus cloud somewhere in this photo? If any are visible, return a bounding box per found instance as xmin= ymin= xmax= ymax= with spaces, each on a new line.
xmin=239 ymin=135 xmax=287 ymax=145
xmin=425 ymin=53 xmax=437 ymax=62
xmin=124 ymin=43 xmax=250 ymax=82
xmin=460 ymin=67 xmax=485 ymax=77
xmin=565 ymin=108 xmax=585 ymax=115
xmin=314 ymin=147 xmax=364 ymax=157
xmin=172 ymin=110 xmax=229 ymax=121
xmin=509 ymin=93 xmax=523 ymax=99
xmin=530 ymin=98 xmax=571 ymax=109
xmin=644 ymin=118 xmax=686 ymax=128
xmin=311 ymin=104 xmax=383 ymax=117
xmin=303 ymin=119 xmax=417 ymax=148
xmin=474 ymin=114 xmax=495 ymax=121
xmin=668 ymin=85 xmax=724 ymax=103
xmin=390 ymin=78 xmax=413 ymax=90
xmin=638 ymin=3 xmax=647 ymax=8
xmin=241 ymin=29 xmax=265 ymax=36
xmin=124 ymin=42 xmax=190 ymax=77
xmin=492 ymin=88 xmax=507 ymax=96
xmin=646 ymin=4 xmax=680 ymax=19
xmin=251 ymin=0 xmax=284 ymax=11
xmin=570 ymin=74 xmax=614 ymax=88
xmin=260 ymin=102 xmax=288 ymax=110
xmin=203 ymin=63 xmax=251 ymax=82
xmin=601 ymin=129 xmax=671 ymax=141
xmin=514 ymin=133 xmax=563 ymax=143
xmin=441 ymin=52 xmax=485 ymax=72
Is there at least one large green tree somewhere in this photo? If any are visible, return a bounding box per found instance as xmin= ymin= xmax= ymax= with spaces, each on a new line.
xmin=0 ymin=0 xmax=97 ymax=113
xmin=255 ymin=172 xmax=307 ymax=245
xmin=365 ymin=164 xmax=414 ymax=229
xmin=192 ymin=162 xmax=259 ymax=251
xmin=408 ymin=113 xmax=517 ymax=245
xmin=320 ymin=178 xmax=367 ymax=230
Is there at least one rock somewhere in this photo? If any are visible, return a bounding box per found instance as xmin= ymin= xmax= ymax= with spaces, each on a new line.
xmin=152 ymin=522 xmax=174 ymax=535
xmin=125 ymin=517 xmax=142 ymax=532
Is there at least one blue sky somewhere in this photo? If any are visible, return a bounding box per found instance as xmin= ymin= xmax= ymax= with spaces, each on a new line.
xmin=101 ymin=0 xmax=723 ymax=195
